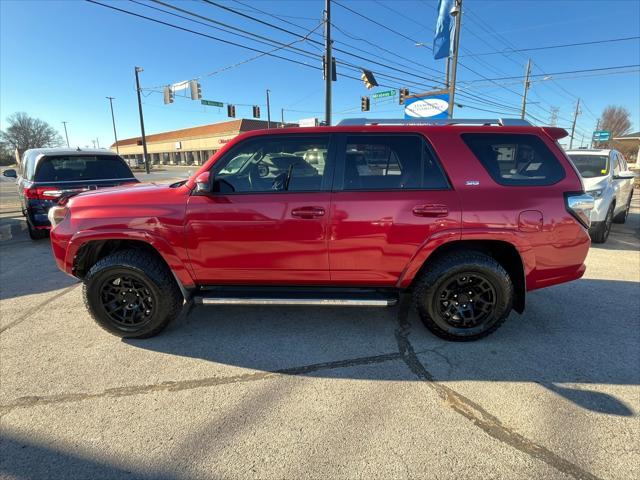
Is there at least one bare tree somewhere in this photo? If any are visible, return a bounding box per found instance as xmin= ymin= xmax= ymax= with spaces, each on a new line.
xmin=598 ymin=106 xmax=631 ymax=139
xmin=0 ymin=112 xmax=64 ymax=156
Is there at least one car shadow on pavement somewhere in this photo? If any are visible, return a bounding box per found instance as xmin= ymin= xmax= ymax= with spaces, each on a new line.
xmin=0 ymin=236 xmax=77 ymax=301
xmin=125 ymin=278 xmax=638 ymax=417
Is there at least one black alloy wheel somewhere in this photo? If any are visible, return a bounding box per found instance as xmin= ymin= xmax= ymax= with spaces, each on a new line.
xmin=99 ymin=274 xmax=155 ymax=329
xmin=83 ymin=249 xmax=184 ymax=338
xmin=413 ymin=251 xmax=513 ymax=341
xmin=436 ymin=273 xmax=497 ymax=329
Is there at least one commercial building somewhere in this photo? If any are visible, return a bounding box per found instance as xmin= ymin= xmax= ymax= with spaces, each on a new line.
xmin=111 ymin=119 xmax=282 ymax=166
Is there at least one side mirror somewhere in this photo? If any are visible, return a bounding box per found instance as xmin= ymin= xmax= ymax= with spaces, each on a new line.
xmin=2 ymin=169 xmax=17 ymax=178
xmin=613 ymin=171 xmax=636 ymax=180
xmin=194 ymin=171 xmax=211 ymax=193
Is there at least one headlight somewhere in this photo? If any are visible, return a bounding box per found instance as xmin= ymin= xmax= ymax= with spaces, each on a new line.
xmin=586 ymin=189 xmax=603 ymax=199
xmin=47 ymin=205 xmax=69 ymax=228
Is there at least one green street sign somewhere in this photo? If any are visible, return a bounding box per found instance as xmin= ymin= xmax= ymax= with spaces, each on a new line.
xmin=372 ymin=89 xmax=397 ymax=99
xmin=201 ymin=99 xmax=224 ymax=107
xmin=592 ymin=130 xmax=611 ymax=142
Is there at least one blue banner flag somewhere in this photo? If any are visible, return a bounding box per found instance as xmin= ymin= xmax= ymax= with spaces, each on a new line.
xmin=433 ymin=0 xmax=454 ymax=60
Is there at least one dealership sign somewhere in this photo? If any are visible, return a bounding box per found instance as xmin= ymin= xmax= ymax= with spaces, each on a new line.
xmin=404 ymin=93 xmax=449 ymax=119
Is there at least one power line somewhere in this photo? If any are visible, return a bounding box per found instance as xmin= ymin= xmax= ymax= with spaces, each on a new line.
xmin=457 ymin=64 xmax=640 ymax=82
xmin=460 ymin=35 xmax=640 ymax=57
xmin=200 ymin=0 xmax=446 ymax=86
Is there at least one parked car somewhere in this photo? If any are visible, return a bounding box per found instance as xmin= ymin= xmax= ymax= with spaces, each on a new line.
xmin=48 ymin=119 xmax=594 ymax=341
xmin=2 ymin=148 xmax=138 ymax=239
xmin=566 ymin=148 xmax=635 ymax=243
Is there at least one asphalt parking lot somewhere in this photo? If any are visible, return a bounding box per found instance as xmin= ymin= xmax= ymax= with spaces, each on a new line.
xmin=0 ymin=172 xmax=638 ymax=479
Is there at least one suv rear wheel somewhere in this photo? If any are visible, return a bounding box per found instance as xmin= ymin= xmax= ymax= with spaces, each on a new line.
xmin=27 ymin=219 xmax=48 ymax=240
xmin=83 ymin=249 xmax=183 ymax=338
xmin=413 ymin=252 xmax=513 ymax=341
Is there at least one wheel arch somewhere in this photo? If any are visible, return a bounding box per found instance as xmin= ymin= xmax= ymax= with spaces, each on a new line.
xmin=403 ymin=239 xmax=527 ymax=314
xmin=70 ymin=232 xmax=195 ymax=290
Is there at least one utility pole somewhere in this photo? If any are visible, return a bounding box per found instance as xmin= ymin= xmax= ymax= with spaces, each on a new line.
xmin=61 ymin=121 xmax=70 ymax=148
xmin=324 ymin=0 xmax=332 ymax=125
xmin=134 ymin=66 xmax=150 ymax=174
xmin=92 ymin=139 xmax=96 ymax=149
xmin=281 ymin=108 xmax=285 ymax=126
xmin=520 ymin=59 xmax=532 ymax=120
xmin=549 ymin=107 xmax=559 ymax=127
xmin=569 ymin=98 xmax=581 ymax=150
xmin=106 ymin=96 xmax=119 ymax=154
xmin=96 ymin=138 xmax=100 ymax=149
xmin=266 ymin=89 xmax=272 ymax=128
xmin=447 ymin=0 xmax=462 ymax=119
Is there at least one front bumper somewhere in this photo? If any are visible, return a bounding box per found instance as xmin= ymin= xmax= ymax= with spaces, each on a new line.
xmin=589 ymin=197 xmax=608 ymax=223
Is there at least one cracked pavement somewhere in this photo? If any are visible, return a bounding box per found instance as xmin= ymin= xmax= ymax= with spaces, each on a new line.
xmin=0 ymin=181 xmax=638 ymax=479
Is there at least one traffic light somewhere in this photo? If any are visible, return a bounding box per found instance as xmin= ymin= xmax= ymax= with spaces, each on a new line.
xmin=190 ymin=80 xmax=202 ymax=100
xmin=360 ymin=69 xmax=378 ymax=90
xmin=361 ymin=96 xmax=370 ymax=112
xmin=399 ymin=88 xmax=409 ymax=105
xmin=227 ymin=104 xmax=236 ymax=117
xmin=252 ymin=105 xmax=261 ymax=118
xmin=163 ymin=86 xmax=174 ymax=104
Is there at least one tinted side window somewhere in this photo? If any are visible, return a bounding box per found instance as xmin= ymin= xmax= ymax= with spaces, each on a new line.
xmin=342 ymin=135 xmax=449 ymax=190
xmin=214 ymin=136 xmax=329 ymax=193
xmin=462 ymin=133 xmax=565 ymax=186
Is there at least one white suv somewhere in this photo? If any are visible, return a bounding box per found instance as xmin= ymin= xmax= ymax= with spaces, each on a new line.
xmin=566 ymin=149 xmax=635 ymax=243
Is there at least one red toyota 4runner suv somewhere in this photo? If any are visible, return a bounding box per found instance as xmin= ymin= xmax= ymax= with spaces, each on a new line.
xmin=49 ymin=119 xmax=594 ymax=341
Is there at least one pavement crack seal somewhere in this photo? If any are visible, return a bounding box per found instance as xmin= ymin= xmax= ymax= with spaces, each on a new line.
xmin=0 ymin=351 xmax=403 ymax=415
xmin=393 ymin=296 xmax=601 ymax=480
xmin=0 ymin=283 xmax=80 ymax=335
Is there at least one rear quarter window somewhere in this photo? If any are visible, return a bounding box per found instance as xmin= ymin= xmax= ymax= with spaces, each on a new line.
xmin=462 ymin=133 xmax=565 ymax=186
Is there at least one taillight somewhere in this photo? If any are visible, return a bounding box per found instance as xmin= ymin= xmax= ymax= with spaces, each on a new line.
xmin=24 ymin=186 xmax=65 ymax=201
xmin=565 ymin=192 xmax=595 ymax=228
xmin=47 ymin=205 xmax=69 ymax=228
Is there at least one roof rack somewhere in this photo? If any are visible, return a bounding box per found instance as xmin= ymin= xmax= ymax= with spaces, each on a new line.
xmin=336 ymin=118 xmax=532 ymax=127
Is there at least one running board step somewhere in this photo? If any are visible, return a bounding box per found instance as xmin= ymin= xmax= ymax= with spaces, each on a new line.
xmin=192 ymin=288 xmax=399 ymax=307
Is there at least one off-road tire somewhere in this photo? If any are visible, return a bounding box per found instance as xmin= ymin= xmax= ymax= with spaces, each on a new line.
xmin=590 ymin=203 xmax=614 ymax=243
xmin=83 ymin=249 xmax=183 ymax=338
xmin=412 ymin=251 xmax=514 ymax=342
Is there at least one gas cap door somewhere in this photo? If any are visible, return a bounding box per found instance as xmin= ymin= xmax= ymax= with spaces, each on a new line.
xmin=518 ymin=210 xmax=543 ymax=232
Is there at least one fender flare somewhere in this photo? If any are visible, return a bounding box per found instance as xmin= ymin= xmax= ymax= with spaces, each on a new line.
xmin=396 ymin=228 xmax=535 ymax=291
xmin=66 ymin=229 xmax=196 ymax=288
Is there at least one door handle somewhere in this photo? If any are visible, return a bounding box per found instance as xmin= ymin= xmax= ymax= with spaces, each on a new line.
xmin=291 ymin=206 xmax=326 ymax=219
xmin=412 ymin=204 xmax=449 ymax=217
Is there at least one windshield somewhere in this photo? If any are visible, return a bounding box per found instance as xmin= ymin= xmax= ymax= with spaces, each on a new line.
xmin=34 ymin=155 xmax=135 ymax=182
xmin=568 ymin=154 xmax=609 ymax=178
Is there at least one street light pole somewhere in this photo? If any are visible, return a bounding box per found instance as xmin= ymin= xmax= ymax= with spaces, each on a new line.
xmin=447 ymin=0 xmax=462 ymax=119
xmin=266 ymin=89 xmax=272 ymax=128
xmin=106 ymin=96 xmax=119 ymax=154
xmin=134 ymin=66 xmax=150 ymax=174
xmin=324 ymin=0 xmax=332 ymax=126
xmin=61 ymin=121 xmax=70 ymax=148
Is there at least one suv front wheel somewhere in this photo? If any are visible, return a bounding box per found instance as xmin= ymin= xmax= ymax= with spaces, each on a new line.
xmin=413 ymin=252 xmax=514 ymax=341
xmin=83 ymin=249 xmax=184 ymax=338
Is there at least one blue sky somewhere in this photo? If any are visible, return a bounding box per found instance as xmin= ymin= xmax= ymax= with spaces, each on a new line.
xmin=1 ymin=0 xmax=639 ymax=149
